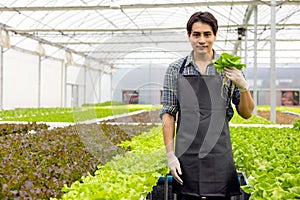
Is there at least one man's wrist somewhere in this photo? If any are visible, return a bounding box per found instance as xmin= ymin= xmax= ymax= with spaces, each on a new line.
xmin=238 ymin=82 xmax=249 ymax=93
xmin=239 ymin=86 xmax=249 ymax=93
xmin=166 ymin=151 xmax=175 ymax=157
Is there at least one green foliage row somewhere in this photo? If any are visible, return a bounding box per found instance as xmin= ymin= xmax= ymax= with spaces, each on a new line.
xmin=1 ymin=122 xmax=299 ymax=199
xmin=293 ymin=120 xmax=300 ymax=131
xmin=1 ymin=107 xmax=299 ymax=199
xmin=258 ymin=106 xmax=300 ymax=114
xmin=0 ymin=104 xmax=158 ymax=122
xmin=230 ymin=111 xmax=273 ymax=124
xmin=57 ymin=126 xmax=169 ymax=200
xmin=0 ymin=123 xmax=154 ymax=199
xmin=231 ymin=127 xmax=300 ymax=199
xmin=82 ymin=101 xmax=126 ymax=107
xmin=0 ymin=105 xmax=298 ymax=124
xmin=231 ymin=105 xmax=300 ymax=124
xmin=0 ymin=122 xmax=49 ymax=136
xmin=58 ymin=125 xmax=299 ymax=200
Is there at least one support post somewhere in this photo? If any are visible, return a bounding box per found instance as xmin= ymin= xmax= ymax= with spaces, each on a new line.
xmin=38 ymin=55 xmax=42 ymax=108
xmin=61 ymin=60 xmax=64 ymax=107
xmin=99 ymin=70 xmax=102 ymax=103
xmin=0 ymin=47 xmax=3 ymax=110
xmin=64 ymin=64 xmax=68 ymax=107
xmin=253 ymin=5 xmax=258 ymax=115
xmin=164 ymin=175 xmax=168 ymax=200
xmin=84 ymin=65 xmax=87 ymax=105
xmin=270 ymin=0 xmax=277 ymax=122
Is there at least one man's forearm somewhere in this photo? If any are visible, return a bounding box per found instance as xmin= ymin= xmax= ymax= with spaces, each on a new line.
xmin=162 ymin=113 xmax=176 ymax=153
xmin=238 ymin=90 xmax=255 ymax=119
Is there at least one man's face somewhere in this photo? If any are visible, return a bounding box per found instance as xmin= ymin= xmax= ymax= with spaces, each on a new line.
xmin=188 ymin=22 xmax=217 ymax=56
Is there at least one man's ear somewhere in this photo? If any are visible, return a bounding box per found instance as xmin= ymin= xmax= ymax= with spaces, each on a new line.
xmin=186 ymin=31 xmax=190 ymax=38
xmin=214 ymin=31 xmax=218 ymax=41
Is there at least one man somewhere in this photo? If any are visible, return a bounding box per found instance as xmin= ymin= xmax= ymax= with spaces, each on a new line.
xmin=160 ymin=11 xmax=254 ymax=200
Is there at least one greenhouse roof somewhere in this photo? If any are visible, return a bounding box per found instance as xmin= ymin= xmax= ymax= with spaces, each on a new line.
xmin=0 ymin=0 xmax=300 ymax=70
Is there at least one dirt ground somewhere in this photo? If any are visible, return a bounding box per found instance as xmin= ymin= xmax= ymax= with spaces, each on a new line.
xmin=257 ymin=110 xmax=300 ymax=125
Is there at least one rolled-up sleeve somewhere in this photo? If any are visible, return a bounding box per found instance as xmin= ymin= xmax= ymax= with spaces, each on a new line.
xmin=232 ymin=85 xmax=241 ymax=112
xmin=160 ymin=64 xmax=179 ymax=119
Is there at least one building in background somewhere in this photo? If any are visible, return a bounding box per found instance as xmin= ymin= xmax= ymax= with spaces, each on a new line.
xmin=112 ymin=64 xmax=300 ymax=106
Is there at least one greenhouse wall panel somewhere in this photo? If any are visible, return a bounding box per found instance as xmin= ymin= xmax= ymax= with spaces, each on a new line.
xmin=3 ymin=50 xmax=39 ymax=109
xmin=40 ymin=59 xmax=63 ymax=107
xmin=101 ymin=73 xmax=112 ymax=103
xmin=85 ymin=68 xmax=101 ymax=104
xmin=66 ymin=66 xmax=84 ymax=85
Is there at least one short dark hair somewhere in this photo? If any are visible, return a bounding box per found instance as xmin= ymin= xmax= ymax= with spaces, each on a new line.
xmin=186 ymin=11 xmax=218 ymax=36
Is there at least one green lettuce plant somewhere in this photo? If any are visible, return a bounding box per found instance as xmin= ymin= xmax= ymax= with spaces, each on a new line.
xmin=57 ymin=126 xmax=168 ymax=200
xmin=293 ymin=120 xmax=300 ymax=131
xmin=231 ymin=127 xmax=300 ymax=199
xmin=213 ymin=52 xmax=246 ymax=98
xmin=213 ymin=52 xmax=246 ymax=73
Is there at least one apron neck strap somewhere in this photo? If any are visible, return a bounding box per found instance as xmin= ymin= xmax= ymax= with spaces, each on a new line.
xmin=179 ymin=56 xmax=188 ymax=74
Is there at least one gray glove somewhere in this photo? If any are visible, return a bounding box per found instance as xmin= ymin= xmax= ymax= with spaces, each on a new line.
xmin=167 ymin=151 xmax=183 ymax=185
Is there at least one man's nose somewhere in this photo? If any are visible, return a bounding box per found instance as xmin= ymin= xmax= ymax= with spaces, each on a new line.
xmin=198 ymin=36 xmax=205 ymax=43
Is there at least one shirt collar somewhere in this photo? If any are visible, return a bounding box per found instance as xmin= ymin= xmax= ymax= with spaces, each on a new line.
xmin=185 ymin=49 xmax=219 ymax=67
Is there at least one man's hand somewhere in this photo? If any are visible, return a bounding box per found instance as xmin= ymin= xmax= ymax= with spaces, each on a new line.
xmin=224 ymin=67 xmax=248 ymax=92
xmin=167 ymin=151 xmax=183 ymax=185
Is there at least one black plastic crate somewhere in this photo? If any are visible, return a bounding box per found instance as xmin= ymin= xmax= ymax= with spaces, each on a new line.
xmin=232 ymin=172 xmax=251 ymax=200
xmin=146 ymin=175 xmax=174 ymax=200
xmin=147 ymin=172 xmax=250 ymax=200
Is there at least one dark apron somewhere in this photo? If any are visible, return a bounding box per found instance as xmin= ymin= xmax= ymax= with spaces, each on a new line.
xmin=173 ymin=60 xmax=241 ymax=197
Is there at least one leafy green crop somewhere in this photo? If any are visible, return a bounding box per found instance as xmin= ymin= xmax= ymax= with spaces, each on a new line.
xmin=0 ymin=122 xmax=49 ymax=136
xmin=57 ymin=126 xmax=168 ymax=200
xmin=293 ymin=120 xmax=300 ymax=131
xmin=0 ymin=123 xmax=153 ymax=199
xmin=230 ymin=108 xmax=274 ymax=124
xmin=213 ymin=52 xmax=246 ymax=73
xmin=231 ymin=127 xmax=300 ymax=199
xmin=0 ymin=105 xmax=159 ymax=122
xmin=213 ymin=52 xmax=247 ymax=99
xmin=58 ymin=124 xmax=300 ymax=199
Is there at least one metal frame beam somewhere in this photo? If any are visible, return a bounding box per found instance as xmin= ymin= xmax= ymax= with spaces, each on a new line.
xmin=232 ymin=5 xmax=255 ymax=55
xmin=5 ymin=23 xmax=300 ymax=33
xmin=0 ymin=1 xmax=298 ymax=12
xmin=79 ymin=49 xmax=300 ymax=53
xmin=51 ymin=39 xmax=300 ymax=45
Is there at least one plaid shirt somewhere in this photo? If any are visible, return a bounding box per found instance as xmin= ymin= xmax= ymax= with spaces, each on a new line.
xmin=160 ymin=51 xmax=240 ymax=121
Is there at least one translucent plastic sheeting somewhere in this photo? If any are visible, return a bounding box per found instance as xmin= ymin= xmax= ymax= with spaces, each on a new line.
xmin=0 ymin=1 xmax=299 ymax=67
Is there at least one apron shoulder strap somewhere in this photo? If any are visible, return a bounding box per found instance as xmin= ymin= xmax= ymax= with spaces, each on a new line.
xmin=179 ymin=56 xmax=188 ymax=74
xmin=177 ymin=56 xmax=188 ymax=117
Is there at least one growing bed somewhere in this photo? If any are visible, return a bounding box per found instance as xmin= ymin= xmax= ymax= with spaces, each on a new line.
xmin=0 ymin=105 xmax=299 ymax=199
